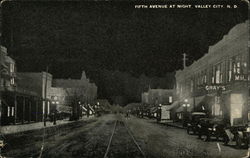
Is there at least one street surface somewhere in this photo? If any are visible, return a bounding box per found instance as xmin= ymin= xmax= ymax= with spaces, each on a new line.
xmin=1 ymin=114 xmax=248 ymax=158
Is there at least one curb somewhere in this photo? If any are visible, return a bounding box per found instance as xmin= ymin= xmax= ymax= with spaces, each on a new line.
xmin=165 ymin=123 xmax=186 ymax=129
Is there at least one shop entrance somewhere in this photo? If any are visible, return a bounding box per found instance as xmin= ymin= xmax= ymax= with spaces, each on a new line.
xmin=230 ymin=93 xmax=243 ymax=125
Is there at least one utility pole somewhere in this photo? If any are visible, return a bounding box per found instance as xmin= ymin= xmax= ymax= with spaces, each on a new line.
xmin=44 ymin=66 xmax=48 ymax=126
xmin=183 ymin=53 xmax=188 ymax=69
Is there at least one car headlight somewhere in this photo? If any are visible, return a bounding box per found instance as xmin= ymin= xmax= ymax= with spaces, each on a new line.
xmin=213 ymin=127 xmax=216 ymax=131
xmin=208 ymin=128 xmax=212 ymax=131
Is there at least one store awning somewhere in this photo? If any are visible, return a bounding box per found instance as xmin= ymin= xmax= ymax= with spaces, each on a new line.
xmin=165 ymin=101 xmax=179 ymax=111
xmin=176 ymin=106 xmax=183 ymax=113
xmin=150 ymin=107 xmax=158 ymax=113
xmin=57 ymin=105 xmax=72 ymax=114
xmin=88 ymin=105 xmax=95 ymax=112
xmin=82 ymin=106 xmax=87 ymax=111
xmin=195 ymin=95 xmax=214 ymax=112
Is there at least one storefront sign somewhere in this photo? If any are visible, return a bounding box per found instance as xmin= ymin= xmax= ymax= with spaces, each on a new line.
xmin=205 ymin=85 xmax=226 ymax=91
xmin=234 ymin=74 xmax=247 ymax=81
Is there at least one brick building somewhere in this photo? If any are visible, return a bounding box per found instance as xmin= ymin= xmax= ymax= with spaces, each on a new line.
xmin=175 ymin=20 xmax=249 ymax=125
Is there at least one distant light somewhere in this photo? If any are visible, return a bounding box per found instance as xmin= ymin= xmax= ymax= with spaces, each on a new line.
xmin=52 ymin=101 xmax=55 ymax=104
xmin=187 ymin=104 xmax=190 ymax=107
xmin=97 ymin=102 xmax=100 ymax=105
xmin=56 ymin=101 xmax=59 ymax=104
xmin=184 ymin=99 xmax=188 ymax=103
xmin=183 ymin=104 xmax=186 ymax=107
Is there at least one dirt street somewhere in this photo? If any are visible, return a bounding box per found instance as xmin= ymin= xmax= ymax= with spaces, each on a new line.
xmin=1 ymin=114 xmax=248 ymax=158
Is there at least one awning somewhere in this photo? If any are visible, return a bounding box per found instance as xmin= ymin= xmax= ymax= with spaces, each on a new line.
xmin=165 ymin=101 xmax=179 ymax=110
xmin=176 ymin=106 xmax=184 ymax=113
xmin=150 ymin=107 xmax=158 ymax=113
xmin=88 ymin=105 xmax=95 ymax=112
xmin=57 ymin=105 xmax=72 ymax=114
xmin=195 ymin=95 xmax=214 ymax=112
xmin=195 ymin=96 xmax=205 ymax=106
xmin=82 ymin=106 xmax=87 ymax=111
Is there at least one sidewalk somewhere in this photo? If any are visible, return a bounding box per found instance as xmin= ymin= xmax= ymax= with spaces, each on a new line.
xmin=1 ymin=116 xmax=94 ymax=135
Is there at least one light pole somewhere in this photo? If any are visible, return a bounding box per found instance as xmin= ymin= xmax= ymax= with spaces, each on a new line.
xmin=182 ymin=99 xmax=190 ymax=127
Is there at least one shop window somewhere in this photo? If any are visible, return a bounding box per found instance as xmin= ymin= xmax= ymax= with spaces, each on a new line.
xmin=212 ymin=97 xmax=222 ymax=116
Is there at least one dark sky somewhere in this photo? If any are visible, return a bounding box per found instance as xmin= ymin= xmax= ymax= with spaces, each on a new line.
xmin=1 ymin=0 xmax=248 ymax=79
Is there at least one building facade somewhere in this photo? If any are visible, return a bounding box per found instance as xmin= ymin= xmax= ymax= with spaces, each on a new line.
xmin=51 ymin=71 xmax=98 ymax=119
xmin=16 ymin=72 xmax=52 ymax=123
xmin=175 ymin=20 xmax=249 ymax=125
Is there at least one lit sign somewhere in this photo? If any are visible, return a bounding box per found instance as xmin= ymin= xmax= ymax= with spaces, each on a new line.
xmin=205 ymin=85 xmax=226 ymax=91
xmin=234 ymin=74 xmax=247 ymax=81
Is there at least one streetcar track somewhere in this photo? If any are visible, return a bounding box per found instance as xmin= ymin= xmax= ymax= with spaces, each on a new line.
xmin=104 ymin=117 xmax=146 ymax=158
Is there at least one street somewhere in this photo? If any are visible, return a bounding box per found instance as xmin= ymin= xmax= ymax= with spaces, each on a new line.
xmin=1 ymin=114 xmax=248 ymax=158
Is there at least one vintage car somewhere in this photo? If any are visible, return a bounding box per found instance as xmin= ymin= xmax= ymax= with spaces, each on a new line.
xmin=186 ymin=112 xmax=207 ymax=135
xmin=224 ymin=124 xmax=250 ymax=148
xmin=197 ymin=117 xmax=226 ymax=141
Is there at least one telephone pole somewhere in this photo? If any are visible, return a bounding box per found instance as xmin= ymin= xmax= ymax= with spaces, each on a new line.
xmin=44 ymin=66 xmax=48 ymax=126
xmin=183 ymin=53 xmax=188 ymax=69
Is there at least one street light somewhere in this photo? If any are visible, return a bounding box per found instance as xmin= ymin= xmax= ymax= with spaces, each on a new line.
xmin=182 ymin=99 xmax=189 ymax=127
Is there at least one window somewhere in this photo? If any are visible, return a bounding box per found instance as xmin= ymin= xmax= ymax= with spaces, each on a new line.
xmin=232 ymin=54 xmax=248 ymax=81
xmin=7 ymin=106 xmax=10 ymax=117
xmin=215 ymin=63 xmax=223 ymax=84
xmin=169 ymin=96 xmax=173 ymax=103
xmin=11 ymin=107 xmax=14 ymax=116
xmin=190 ymin=80 xmax=193 ymax=92
xmin=228 ymin=59 xmax=232 ymax=82
xmin=10 ymin=78 xmax=15 ymax=85
xmin=10 ymin=63 xmax=14 ymax=73
xmin=211 ymin=66 xmax=215 ymax=84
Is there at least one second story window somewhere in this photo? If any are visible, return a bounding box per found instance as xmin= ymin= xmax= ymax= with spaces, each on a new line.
xmin=10 ymin=63 xmax=14 ymax=73
xmin=215 ymin=63 xmax=223 ymax=84
xmin=190 ymin=80 xmax=193 ymax=92
xmin=228 ymin=59 xmax=232 ymax=82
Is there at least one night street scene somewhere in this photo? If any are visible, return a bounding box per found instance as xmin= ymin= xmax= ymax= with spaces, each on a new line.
xmin=0 ymin=0 xmax=249 ymax=158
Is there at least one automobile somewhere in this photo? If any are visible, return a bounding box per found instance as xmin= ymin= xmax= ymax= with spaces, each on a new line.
xmin=186 ymin=112 xmax=207 ymax=135
xmin=197 ymin=117 xmax=226 ymax=141
xmin=224 ymin=124 xmax=250 ymax=148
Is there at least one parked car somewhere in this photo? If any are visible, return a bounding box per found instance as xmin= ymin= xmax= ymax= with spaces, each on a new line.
xmin=224 ymin=124 xmax=250 ymax=148
xmin=197 ymin=117 xmax=226 ymax=141
xmin=186 ymin=112 xmax=207 ymax=135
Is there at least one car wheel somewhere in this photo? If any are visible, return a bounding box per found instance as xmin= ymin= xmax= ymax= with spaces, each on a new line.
xmin=223 ymin=136 xmax=229 ymax=145
xmin=205 ymin=133 xmax=210 ymax=142
xmin=236 ymin=135 xmax=242 ymax=149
